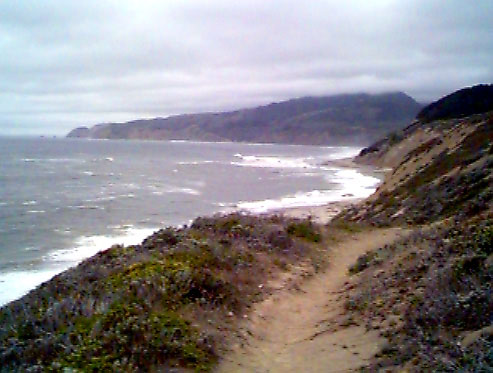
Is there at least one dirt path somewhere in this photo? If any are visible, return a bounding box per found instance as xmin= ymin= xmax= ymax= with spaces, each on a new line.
xmin=216 ymin=228 xmax=406 ymax=373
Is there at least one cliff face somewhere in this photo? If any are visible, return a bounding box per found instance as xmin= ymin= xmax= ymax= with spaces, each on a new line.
xmin=343 ymin=84 xmax=493 ymax=225
xmin=67 ymin=92 xmax=422 ymax=145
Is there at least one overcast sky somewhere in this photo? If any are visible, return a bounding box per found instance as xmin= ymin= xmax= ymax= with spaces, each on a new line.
xmin=1 ymin=0 xmax=492 ymax=135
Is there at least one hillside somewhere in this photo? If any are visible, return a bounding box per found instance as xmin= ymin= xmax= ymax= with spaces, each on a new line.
xmin=344 ymin=85 xmax=493 ymax=226
xmin=0 ymin=215 xmax=332 ymax=371
xmin=67 ymin=92 xmax=422 ymax=145
xmin=333 ymin=84 xmax=493 ymax=371
xmin=2 ymin=85 xmax=492 ymax=371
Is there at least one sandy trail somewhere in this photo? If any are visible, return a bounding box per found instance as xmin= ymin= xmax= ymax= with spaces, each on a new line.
xmin=217 ymin=228 xmax=405 ymax=373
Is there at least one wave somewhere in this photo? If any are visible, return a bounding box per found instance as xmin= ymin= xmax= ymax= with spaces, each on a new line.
xmin=0 ymin=269 xmax=62 ymax=306
xmin=22 ymin=200 xmax=38 ymax=206
xmin=45 ymin=226 xmax=157 ymax=263
xmin=236 ymin=167 xmax=380 ymax=213
xmin=231 ymin=154 xmax=315 ymax=169
xmin=0 ymin=226 xmax=158 ymax=305
xmin=90 ymin=157 xmax=114 ymax=162
xmin=148 ymin=184 xmax=201 ymax=196
xmin=21 ymin=158 xmax=85 ymax=163
xmin=177 ymin=160 xmax=218 ymax=166
xmin=324 ymin=147 xmax=362 ymax=160
xmin=167 ymin=187 xmax=200 ymax=195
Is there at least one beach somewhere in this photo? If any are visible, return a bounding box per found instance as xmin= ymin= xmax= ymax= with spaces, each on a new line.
xmin=274 ymin=157 xmax=384 ymax=224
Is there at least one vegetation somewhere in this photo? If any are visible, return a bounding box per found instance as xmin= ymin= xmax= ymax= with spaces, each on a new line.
xmin=344 ymin=213 xmax=493 ymax=371
xmin=339 ymin=113 xmax=493 ymax=226
xmin=0 ymin=214 xmax=326 ymax=371
xmin=339 ymin=87 xmax=493 ymax=371
xmin=417 ymin=84 xmax=493 ymax=123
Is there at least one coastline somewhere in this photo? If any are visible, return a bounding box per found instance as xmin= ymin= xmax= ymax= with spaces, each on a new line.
xmin=270 ymin=157 xmax=382 ymax=224
xmin=0 ymin=152 xmax=379 ymax=307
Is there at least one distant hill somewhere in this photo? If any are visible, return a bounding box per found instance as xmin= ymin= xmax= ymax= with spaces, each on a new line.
xmin=67 ymin=92 xmax=422 ymax=145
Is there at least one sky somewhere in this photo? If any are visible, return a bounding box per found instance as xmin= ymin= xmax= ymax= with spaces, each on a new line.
xmin=1 ymin=1 xmax=492 ymax=135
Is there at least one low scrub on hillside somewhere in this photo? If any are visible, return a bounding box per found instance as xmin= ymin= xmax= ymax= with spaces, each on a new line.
xmin=339 ymin=114 xmax=493 ymax=226
xmin=344 ymin=213 xmax=493 ymax=371
xmin=0 ymin=214 xmax=327 ymax=372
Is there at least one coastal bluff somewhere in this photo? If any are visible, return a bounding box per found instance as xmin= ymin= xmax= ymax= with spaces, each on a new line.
xmin=67 ymin=92 xmax=422 ymax=146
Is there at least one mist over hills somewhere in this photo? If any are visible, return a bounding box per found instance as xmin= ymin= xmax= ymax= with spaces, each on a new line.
xmin=67 ymin=92 xmax=422 ymax=145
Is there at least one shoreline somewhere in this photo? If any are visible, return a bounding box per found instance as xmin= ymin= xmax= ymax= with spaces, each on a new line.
xmin=0 ymin=154 xmax=379 ymax=307
xmin=275 ymin=198 xmax=363 ymax=224
xmin=268 ymin=157 xmax=382 ymax=224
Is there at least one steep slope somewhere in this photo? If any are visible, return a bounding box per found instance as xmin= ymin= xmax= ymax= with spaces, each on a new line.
xmin=333 ymin=85 xmax=493 ymax=371
xmin=341 ymin=87 xmax=493 ymax=226
xmin=67 ymin=92 xmax=422 ymax=145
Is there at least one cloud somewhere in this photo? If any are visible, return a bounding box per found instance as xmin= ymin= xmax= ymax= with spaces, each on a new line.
xmin=0 ymin=0 xmax=492 ymax=135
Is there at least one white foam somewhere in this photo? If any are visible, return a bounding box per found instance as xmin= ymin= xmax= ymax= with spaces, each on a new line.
xmin=0 ymin=269 xmax=62 ymax=306
xmin=45 ymin=227 xmax=157 ymax=263
xmin=324 ymin=147 xmax=362 ymax=160
xmin=22 ymin=158 xmax=84 ymax=163
xmin=177 ymin=160 xmax=217 ymax=165
xmin=236 ymin=168 xmax=380 ymax=213
xmin=22 ymin=200 xmax=38 ymax=206
xmin=70 ymin=205 xmax=105 ymax=210
xmin=170 ymin=187 xmax=200 ymax=195
xmin=27 ymin=210 xmax=46 ymax=214
xmin=150 ymin=185 xmax=201 ymax=196
xmin=232 ymin=154 xmax=314 ymax=169
xmin=84 ymin=196 xmax=116 ymax=203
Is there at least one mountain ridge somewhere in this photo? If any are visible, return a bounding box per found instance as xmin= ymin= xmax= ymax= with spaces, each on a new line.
xmin=67 ymin=92 xmax=422 ymax=145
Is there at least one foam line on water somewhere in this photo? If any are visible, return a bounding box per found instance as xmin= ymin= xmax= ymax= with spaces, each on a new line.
xmin=236 ymin=167 xmax=380 ymax=213
xmin=46 ymin=227 xmax=157 ymax=263
xmin=231 ymin=154 xmax=315 ymax=169
xmin=0 ymin=226 xmax=157 ymax=306
xmin=0 ymin=269 xmax=62 ymax=307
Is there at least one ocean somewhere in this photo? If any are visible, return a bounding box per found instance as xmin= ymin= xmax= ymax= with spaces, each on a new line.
xmin=0 ymin=137 xmax=379 ymax=306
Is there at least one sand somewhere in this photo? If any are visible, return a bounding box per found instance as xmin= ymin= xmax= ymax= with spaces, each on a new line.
xmin=277 ymin=199 xmax=362 ymax=224
xmin=272 ymin=157 xmax=385 ymax=224
xmin=217 ymin=227 xmax=408 ymax=372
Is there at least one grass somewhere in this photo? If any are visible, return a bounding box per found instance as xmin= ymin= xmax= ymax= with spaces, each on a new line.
xmin=286 ymin=220 xmax=322 ymax=242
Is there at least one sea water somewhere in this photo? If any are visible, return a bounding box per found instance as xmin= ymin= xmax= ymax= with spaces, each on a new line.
xmin=0 ymin=137 xmax=379 ymax=305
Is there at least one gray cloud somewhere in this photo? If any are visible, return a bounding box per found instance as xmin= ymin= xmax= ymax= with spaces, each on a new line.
xmin=1 ymin=0 xmax=492 ymax=135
